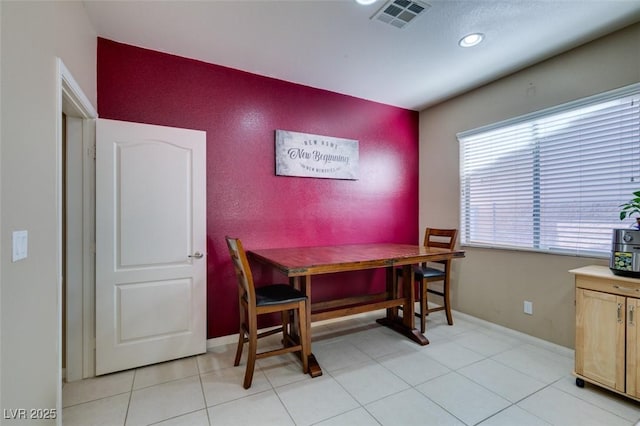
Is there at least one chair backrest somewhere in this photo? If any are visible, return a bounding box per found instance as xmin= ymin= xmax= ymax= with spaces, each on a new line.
xmin=423 ymin=228 xmax=458 ymax=268
xmin=225 ymin=236 xmax=257 ymax=306
xmin=423 ymin=228 xmax=458 ymax=250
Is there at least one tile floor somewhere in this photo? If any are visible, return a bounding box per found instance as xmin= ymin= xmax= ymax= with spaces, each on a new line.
xmin=62 ymin=310 xmax=640 ymax=425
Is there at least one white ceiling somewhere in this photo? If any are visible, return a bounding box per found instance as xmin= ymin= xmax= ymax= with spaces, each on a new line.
xmin=83 ymin=0 xmax=640 ymax=111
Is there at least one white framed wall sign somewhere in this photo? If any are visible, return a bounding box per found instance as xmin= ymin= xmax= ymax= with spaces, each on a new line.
xmin=275 ymin=129 xmax=359 ymax=180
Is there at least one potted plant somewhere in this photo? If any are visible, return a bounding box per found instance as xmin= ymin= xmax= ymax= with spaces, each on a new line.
xmin=619 ymin=190 xmax=640 ymax=230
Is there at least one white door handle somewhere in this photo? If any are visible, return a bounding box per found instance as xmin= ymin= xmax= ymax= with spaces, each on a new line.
xmin=189 ymin=252 xmax=204 ymax=259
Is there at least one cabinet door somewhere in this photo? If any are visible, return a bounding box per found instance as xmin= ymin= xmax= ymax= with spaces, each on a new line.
xmin=576 ymin=288 xmax=625 ymax=392
xmin=627 ymin=297 xmax=640 ymax=397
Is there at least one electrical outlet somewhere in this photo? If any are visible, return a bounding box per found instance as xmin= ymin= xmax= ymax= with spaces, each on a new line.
xmin=524 ymin=300 xmax=533 ymax=315
xmin=12 ymin=230 xmax=28 ymax=262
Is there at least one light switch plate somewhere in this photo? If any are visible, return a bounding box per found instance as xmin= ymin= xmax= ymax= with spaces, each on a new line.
xmin=12 ymin=230 xmax=28 ymax=262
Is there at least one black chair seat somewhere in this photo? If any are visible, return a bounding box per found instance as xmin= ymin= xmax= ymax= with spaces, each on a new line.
xmin=396 ymin=265 xmax=446 ymax=280
xmin=255 ymin=284 xmax=306 ymax=306
xmin=414 ymin=265 xmax=446 ymax=280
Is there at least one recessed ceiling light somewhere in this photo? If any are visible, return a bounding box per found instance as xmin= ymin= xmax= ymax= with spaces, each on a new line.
xmin=459 ymin=33 xmax=484 ymax=48
xmin=355 ymin=0 xmax=378 ymax=5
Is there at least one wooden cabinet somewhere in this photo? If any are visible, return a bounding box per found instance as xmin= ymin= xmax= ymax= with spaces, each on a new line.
xmin=571 ymin=265 xmax=640 ymax=401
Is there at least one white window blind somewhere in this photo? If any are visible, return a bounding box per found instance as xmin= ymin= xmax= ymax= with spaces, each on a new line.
xmin=458 ymin=83 xmax=640 ymax=257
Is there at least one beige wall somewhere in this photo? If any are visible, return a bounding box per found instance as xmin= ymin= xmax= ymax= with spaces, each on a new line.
xmin=420 ymin=23 xmax=640 ymax=349
xmin=0 ymin=1 xmax=96 ymax=422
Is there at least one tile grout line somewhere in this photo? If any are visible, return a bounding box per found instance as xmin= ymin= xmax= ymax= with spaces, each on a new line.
xmin=196 ymin=357 xmax=214 ymax=426
xmin=122 ymin=369 xmax=136 ymax=426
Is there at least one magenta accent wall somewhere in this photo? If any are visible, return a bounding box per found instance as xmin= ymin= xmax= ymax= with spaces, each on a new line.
xmin=97 ymin=38 xmax=419 ymax=338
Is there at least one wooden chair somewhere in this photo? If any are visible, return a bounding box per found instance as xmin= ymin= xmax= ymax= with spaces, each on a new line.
xmin=399 ymin=228 xmax=458 ymax=332
xmin=225 ymin=237 xmax=309 ymax=389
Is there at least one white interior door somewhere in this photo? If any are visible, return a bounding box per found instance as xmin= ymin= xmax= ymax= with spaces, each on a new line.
xmin=95 ymin=118 xmax=207 ymax=375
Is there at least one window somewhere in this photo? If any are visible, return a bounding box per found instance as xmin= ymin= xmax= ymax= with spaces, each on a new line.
xmin=458 ymin=83 xmax=640 ymax=257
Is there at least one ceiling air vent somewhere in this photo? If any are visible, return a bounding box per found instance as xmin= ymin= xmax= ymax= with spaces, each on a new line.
xmin=372 ymin=0 xmax=431 ymax=29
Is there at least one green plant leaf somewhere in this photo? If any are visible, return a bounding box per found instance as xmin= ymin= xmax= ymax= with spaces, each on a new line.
xmin=619 ymin=190 xmax=640 ymax=221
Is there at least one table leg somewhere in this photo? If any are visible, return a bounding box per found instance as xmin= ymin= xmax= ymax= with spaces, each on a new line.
xmin=377 ymin=264 xmax=429 ymax=345
xmin=401 ymin=264 xmax=414 ymax=328
xmin=293 ymin=275 xmax=323 ymax=378
xmin=385 ymin=267 xmax=398 ymax=320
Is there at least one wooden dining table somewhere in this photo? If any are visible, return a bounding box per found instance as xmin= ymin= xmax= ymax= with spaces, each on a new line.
xmin=248 ymin=243 xmax=465 ymax=377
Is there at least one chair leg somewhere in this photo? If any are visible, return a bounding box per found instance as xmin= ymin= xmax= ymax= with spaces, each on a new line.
xmin=420 ymin=279 xmax=427 ymax=333
xmin=443 ymin=276 xmax=453 ymax=326
xmin=243 ymin=312 xmax=258 ymax=389
xmin=298 ymin=300 xmax=309 ymax=374
xmin=234 ymin=302 xmax=246 ymax=367
xmin=282 ymin=310 xmax=291 ymax=343
xmin=234 ymin=330 xmax=244 ymax=367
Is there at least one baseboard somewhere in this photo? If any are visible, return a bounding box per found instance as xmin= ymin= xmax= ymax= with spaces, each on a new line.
xmin=206 ymin=333 xmax=239 ymax=349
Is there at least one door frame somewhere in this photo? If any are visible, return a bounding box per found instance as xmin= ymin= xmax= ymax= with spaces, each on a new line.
xmin=57 ymin=58 xmax=97 ymax=389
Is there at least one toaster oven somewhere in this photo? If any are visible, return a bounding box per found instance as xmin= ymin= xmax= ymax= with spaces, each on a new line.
xmin=610 ymin=229 xmax=640 ymax=278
